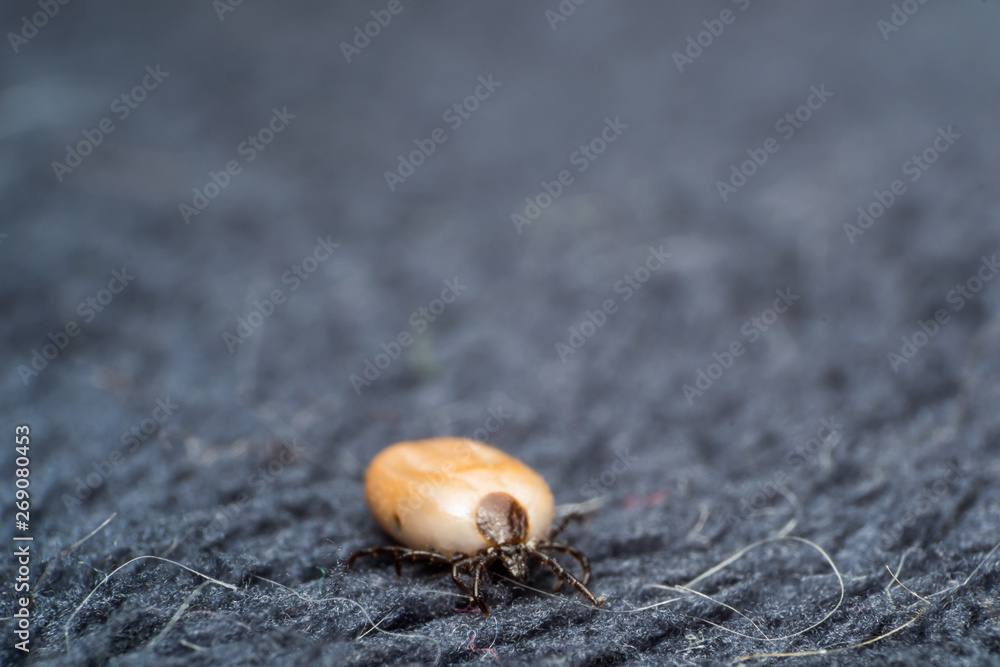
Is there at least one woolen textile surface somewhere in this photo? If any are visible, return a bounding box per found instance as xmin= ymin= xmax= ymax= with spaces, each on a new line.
xmin=1 ymin=2 xmax=999 ymax=665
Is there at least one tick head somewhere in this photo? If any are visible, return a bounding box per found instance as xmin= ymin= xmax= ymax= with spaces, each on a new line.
xmin=498 ymin=546 xmax=530 ymax=581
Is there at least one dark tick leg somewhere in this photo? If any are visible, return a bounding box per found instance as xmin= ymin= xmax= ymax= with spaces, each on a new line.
xmin=396 ymin=550 xmax=454 ymax=566
xmin=539 ymin=541 xmax=592 ymax=586
xmin=548 ymin=512 xmax=587 ymax=541
xmin=471 ymin=552 xmax=498 ymax=616
xmin=348 ymin=546 xmax=409 ymax=570
xmin=450 ymin=554 xmax=478 ymax=598
xmin=349 ymin=546 xmax=450 ymax=576
xmin=530 ymin=549 xmax=604 ymax=609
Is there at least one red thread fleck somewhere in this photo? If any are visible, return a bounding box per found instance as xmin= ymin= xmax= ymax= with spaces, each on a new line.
xmin=622 ymin=490 xmax=670 ymax=509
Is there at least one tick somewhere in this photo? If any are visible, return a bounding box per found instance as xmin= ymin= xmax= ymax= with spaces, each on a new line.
xmin=349 ymin=437 xmax=603 ymax=616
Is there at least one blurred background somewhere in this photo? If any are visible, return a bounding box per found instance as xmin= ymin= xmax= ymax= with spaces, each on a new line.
xmin=2 ymin=1 xmax=999 ymax=664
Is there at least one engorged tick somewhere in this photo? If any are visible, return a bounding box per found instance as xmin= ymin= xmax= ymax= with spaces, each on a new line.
xmin=349 ymin=438 xmax=603 ymax=616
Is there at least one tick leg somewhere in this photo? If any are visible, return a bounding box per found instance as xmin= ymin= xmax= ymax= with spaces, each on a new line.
xmin=539 ymin=541 xmax=592 ymax=585
xmin=349 ymin=546 xmax=409 ymax=570
xmin=530 ymin=550 xmax=604 ymax=609
xmin=548 ymin=512 xmax=588 ymax=541
xmin=397 ymin=550 xmax=454 ymax=565
xmin=471 ymin=553 xmax=498 ymax=617
xmin=450 ymin=554 xmax=480 ymax=599
xmin=349 ymin=547 xmax=450 ymax=576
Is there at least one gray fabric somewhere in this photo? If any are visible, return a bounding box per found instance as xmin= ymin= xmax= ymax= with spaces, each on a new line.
xmin=2 ymin=1 xmax=999 ymax=665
